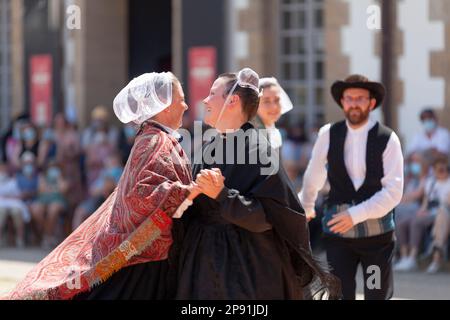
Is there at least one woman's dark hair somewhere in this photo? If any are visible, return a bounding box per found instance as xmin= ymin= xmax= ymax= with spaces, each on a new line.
xmin=219 ymin=73 xmax=260 ymax=121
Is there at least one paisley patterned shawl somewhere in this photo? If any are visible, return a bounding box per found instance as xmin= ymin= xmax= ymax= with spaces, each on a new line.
xmin=3 ymin=122 xmax=192 ymax=300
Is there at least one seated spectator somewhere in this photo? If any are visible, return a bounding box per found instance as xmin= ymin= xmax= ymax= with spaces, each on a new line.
xmin=30 ymin=160 xmax=69 ymax=249
xmin=16 ymin=152 xmax=40 ymax=245
xmin=53 ymin=113 xmax=84 ymax=208
xmin=11 ymin=122 xmax=40 ymax=171
xmin=37 ymin=126 xmax=57 ymax=170
xmin=85 ymin=130 xmax=116 ymax=187
xmin=0 ymin=161 xmax=30 ymax=248
xmin=71 ymin=153 xmax=123 ymax=230
xmin=426 ymin=193 xmax=450 ymax=273
xmin=394 ymin=156 xmax=450 ymax=271
xmin=407 ymin=108 xmax=450 ymax=158
xmin=395 ymin=152 xmax=429 ymax=224
xmin=81 ymin=105 xmax=119 ymax=152
xmin=1 ymin=113 xmax=29 ymax=164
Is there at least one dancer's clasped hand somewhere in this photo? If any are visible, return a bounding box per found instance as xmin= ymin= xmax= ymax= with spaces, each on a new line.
xmin=195 ymin=168 xmax=225 ymax=199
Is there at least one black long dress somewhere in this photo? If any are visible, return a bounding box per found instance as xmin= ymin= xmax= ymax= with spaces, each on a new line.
xmin=169 ymin=123 xmax=341 ymax=300
xmin=73 ymin=261 xmax=169 ymax=300
xmin=70 ymin=121 xmax=191 ymax=301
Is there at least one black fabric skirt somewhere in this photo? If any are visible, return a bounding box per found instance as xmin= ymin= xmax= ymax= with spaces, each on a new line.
xmin=73 ymin=260 xmax=170 ymax=300
xmin=174 ymin=219 xmax=301 ymax=300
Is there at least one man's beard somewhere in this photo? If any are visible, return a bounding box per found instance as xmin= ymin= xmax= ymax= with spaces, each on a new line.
xmin=345 ymin=107 xmax=370 ymax=125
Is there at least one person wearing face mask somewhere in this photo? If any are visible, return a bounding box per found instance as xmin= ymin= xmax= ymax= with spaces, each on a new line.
xmin=393 ymin=153 xmax=429 ymax=261
xmin=85 ymin=130 xmax=117 ymax=187
xmin=71 ymin=153 xmax=124 ymax=230
xmin=16 ymin=152 xmax=39 ymax=205
xmin=29 ymin=161 xmax=69 ymax=250
xmin=394 ymin=156 xmax=450 ymax=272
xmin=15 ymin=152 xmax=40 ymax=246
xmin=81 ymin=105 xmax=119 ymax=152
xmin=37 ymin=126 xmax=57 ymax=169
xmin=0 ymin=161 xmax=30 ymax=248
xmin=407 ymin=109 xmax=450 ymax=158
xmin=0 ymin=113 xmax=29 ymax=164
xmin=10 ymin=123 xmax=39 ymax=171
xmin=51 ymin=113 xmax=84 ymax=217
xmin=21 ymin=126 xmax=39 ymax=153
xmin=397 ymin=153 xmax=429 ymax=217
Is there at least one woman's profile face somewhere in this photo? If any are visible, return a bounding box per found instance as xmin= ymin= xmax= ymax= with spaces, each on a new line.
xmin=202 ymin=78 xmax=227 ymax=128
xmin=166 ymin=82 xmax=188 ymax=129
xmin=258 ymin=85 xmax=282 ymax=127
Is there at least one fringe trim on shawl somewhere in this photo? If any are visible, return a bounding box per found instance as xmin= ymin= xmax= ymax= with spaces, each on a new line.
xmin=87 ymin=208 xmax=171 ymax=289
xmin=7 ymin=209 xmax=172 ymax=300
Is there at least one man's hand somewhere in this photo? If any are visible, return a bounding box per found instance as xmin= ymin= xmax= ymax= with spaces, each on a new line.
xmin=306 ymin=210 xmax=316 ymax=222
xmin=327 ymin=211 xmax=355 ymax=235
xmin=196 ymin=168 xmax=225 ymax=199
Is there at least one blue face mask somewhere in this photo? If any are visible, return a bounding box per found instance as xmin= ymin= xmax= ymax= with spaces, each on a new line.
xmin=43 ymin=129 xmax=54 ymax=141
xmin=23 ymin=128 xmax=37 ymax=142
xmin=409 ymin=162 xmax=422 ymax=176
xmin=423 ymin=119 xmax=437 ymax=133
xmin=23 ymin=164 xmax=35 ymax=177
xmin=124 ymin=126 xmax=136 ymax=139
xmin=47 ymin=167 xmax=61 ymax=182
xmin=92 ymin=120 xmax=106 ymax=130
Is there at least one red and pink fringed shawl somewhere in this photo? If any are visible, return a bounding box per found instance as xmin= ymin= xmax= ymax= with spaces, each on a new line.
xmin=3 ymin=122 xmax=192 ymax=300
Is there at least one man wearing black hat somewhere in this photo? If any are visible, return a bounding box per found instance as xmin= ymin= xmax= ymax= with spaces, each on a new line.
xmin=300 ymin=75 xmax=404 ymax=300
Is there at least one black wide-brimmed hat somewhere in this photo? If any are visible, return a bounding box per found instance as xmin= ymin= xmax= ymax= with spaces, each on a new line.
xmin=331 ymin=74 xmax=386 ymax=109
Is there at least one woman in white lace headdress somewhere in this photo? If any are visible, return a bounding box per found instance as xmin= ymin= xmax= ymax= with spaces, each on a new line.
xmin=254 ymin=77 xmax=294 ymax=150
xmin=5 ymin=72 xmax=205 ymax=300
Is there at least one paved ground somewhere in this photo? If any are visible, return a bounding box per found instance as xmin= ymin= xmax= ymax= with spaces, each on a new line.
xmin=354 ymin=265 xmax=450 ymax=300
xmin=0 ymin=248 xmax=51 ymax=296
xmin=1 ymin=247 xmax=450 ymax=299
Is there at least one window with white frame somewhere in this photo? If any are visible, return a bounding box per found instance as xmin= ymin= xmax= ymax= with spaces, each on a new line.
xmin=279 ymin=0 xmax=325 ymax=129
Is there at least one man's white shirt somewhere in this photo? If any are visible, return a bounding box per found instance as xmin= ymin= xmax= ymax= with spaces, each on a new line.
xmin=299 ymin=119 xmax=404 ymax=225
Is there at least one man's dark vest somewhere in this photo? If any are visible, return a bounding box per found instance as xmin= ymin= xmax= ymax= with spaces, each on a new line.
xmin=323 ymin=120 xmax=395 ymax=238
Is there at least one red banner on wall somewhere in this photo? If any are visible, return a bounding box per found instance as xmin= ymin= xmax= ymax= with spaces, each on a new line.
xmin=30 ymin=55 xmax=53 ymax=127
xmin=188 ymin=47 xmax=217 ymax=120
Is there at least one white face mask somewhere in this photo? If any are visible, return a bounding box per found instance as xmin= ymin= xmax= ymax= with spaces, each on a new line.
xmin=423 ymin=119 xmax=437 ymax=133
